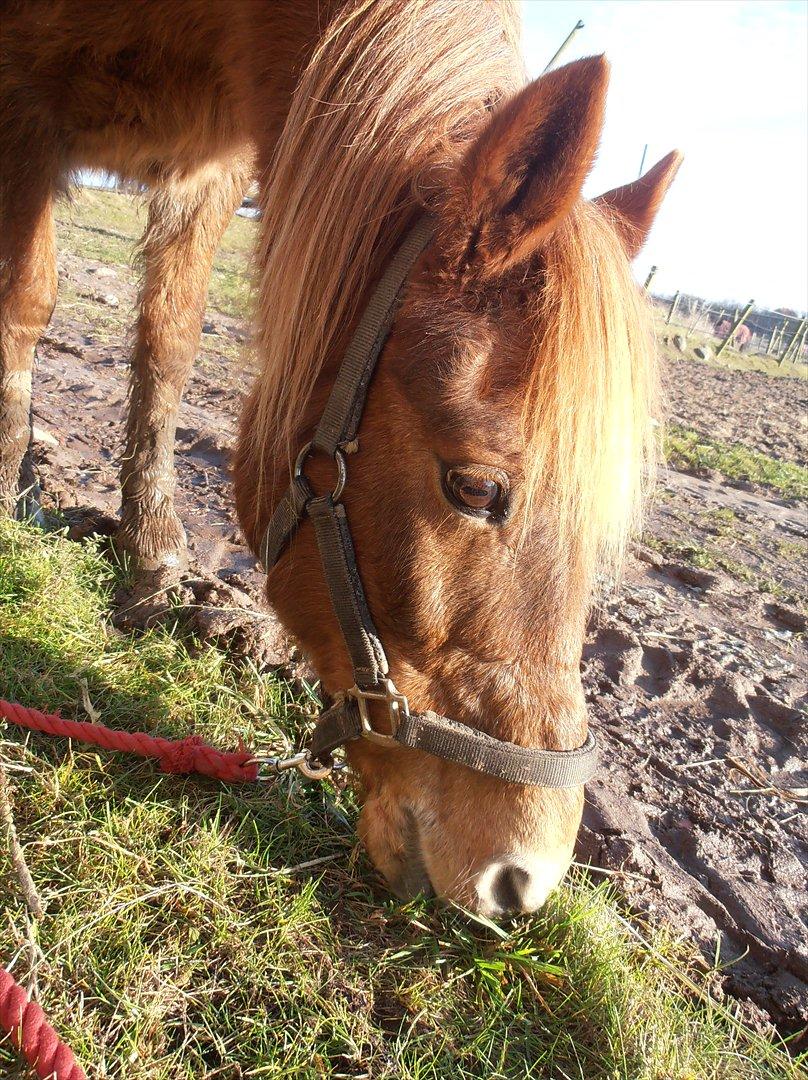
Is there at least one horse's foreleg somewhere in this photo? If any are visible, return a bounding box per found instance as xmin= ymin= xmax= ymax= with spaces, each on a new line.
xmin=0 ymin=167 xmax=57 ymax=521
xmin=117 ymin=153 xmax=253 ymax=578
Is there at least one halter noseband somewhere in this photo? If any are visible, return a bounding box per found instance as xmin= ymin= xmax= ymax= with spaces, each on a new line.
xmin=258 ymin=216 xmax=597 ymax=787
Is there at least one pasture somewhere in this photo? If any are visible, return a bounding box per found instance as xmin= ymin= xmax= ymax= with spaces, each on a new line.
xmin=1 ymin=187 xmax=805 ymax=1078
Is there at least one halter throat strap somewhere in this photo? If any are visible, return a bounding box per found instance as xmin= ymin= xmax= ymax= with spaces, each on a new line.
xmin=258 ymin=216 xmax=597 ymax=788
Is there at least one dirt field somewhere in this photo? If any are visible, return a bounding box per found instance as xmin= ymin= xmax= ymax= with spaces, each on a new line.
xmin=23 ymin=191 xmax=808 ymax=1040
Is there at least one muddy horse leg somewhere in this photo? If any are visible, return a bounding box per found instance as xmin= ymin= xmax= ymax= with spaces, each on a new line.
xmin=0 ymin=165 xmax=57 ymax=521
xmin=117 ymin=154 xmax=252 ymax=586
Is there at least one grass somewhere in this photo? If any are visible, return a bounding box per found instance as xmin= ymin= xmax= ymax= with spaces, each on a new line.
xmin=645 ymin=535 xmax=799 ymax=604
xmin=664 ymin=424 xmax=808 ymax=500
xmin=54 ymin=188 xmax=256 ymax=322
xmin=1 ymin=519 xmax=804 ymax=1079
xmin=656 ymin=316 xmax=807 ymax=380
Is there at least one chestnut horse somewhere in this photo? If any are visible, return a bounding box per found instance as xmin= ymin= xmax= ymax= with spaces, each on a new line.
xmin=0 ymin=0 xmax=681 ymax=914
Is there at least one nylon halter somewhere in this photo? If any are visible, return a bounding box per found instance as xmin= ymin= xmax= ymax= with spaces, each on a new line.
xmin=258 ymin=216 xmax=597 ymax=787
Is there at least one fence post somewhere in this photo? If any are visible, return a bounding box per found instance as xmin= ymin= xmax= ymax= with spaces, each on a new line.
xmin=791 ymin=324 xmax=808 ymax=366
xmin=643 ymin=265 xmax=658 ymax=291
xmin=543 ymin=20 xmax=585 ymax=73
xmin=795 ymin=325 xmax=808 ymax=365
xmin=714 ymin=300 xmax=754 ymax=359
xmin=689 ymin=300 xmax=704 ymax=331
xmin=772 ymin=324 xmax=785 ymax=357
xmin=780 ymin=316 xmax=807 ymax=366
xmin=766 ymin=323 xmax=779 ymax=355
xmin=666 ymin=291 xmax=681 ymax=324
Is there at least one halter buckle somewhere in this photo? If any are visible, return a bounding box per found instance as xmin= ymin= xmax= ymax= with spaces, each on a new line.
xmin=348 ymin=679 xmax=409 ymax=747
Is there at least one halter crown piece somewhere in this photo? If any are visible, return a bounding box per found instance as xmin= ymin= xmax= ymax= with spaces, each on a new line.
xmin=259 ymin=216 xmax=597 ymax=787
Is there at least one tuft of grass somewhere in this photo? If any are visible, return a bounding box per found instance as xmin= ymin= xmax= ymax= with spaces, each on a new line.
xmin=1 ymin=519 xmax=803 ymax=1078
xmin=664 ymin=424 xmax=808 ymax=500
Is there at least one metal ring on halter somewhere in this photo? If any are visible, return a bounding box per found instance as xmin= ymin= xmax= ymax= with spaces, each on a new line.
xmin=296 ymin=755 xmax=338 ymax=780
xmin=294 ymin=441 xmax=347 ymax=503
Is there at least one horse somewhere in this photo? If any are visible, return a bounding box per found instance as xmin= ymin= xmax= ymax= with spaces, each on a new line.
xmin=0 ymin=0 xmax=681 ymax=915
xmin=715 ymin=319 xmax=752 ymax=351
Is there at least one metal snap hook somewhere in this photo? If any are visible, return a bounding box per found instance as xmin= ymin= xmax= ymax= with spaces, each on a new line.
xmin=296 ymin=755 xmax=336 ymax=780
xmin=246 ymin=749 xmax=347 ymax=782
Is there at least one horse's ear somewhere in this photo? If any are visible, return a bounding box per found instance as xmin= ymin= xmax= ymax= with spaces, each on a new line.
xmin=442 ymin=55 xmax=609 ymax=280
xmin=594 ymin=150 xmax=683 ymax=259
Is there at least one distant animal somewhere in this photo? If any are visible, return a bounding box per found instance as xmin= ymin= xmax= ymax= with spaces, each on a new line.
xmin=715 ymin=319 xmax=752 ymax=351
xmin=1 ymin=0 xmax=681 ymax=915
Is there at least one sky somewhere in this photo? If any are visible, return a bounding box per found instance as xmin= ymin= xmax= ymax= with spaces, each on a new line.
xmin=520 ymin=0 xmax=808 ymax=310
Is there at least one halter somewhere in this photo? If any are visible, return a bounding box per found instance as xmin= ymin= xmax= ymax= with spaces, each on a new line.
xmin=258 ymin=216 xmax=597 ymax=787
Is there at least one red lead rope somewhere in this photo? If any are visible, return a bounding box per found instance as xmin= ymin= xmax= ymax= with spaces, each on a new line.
xmin=1 ymin=697 xmax=262 ymax=1077
xmin=0 ymin=699 xmax=259 ymax=782
xmin=0 ymin=967 xmax=86 ymax=1080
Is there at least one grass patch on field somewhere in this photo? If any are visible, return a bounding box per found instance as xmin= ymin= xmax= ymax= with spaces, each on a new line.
xmin=656 ymin=318 xmax=807 ymax=379
xmin=55 ymin=189 xmax=144 ymax=266
xmin=54 ymin=278 xmax=132 ymax=346
xmin=665 ymin=424 xmax=808 ymax=500
xmin=645 ymin=536 xmax=799 ymax=603
xmin=54 ymin=188 xmax=256 ymax=322
xmin=1 ymin=521 xmax=803 ymax=1078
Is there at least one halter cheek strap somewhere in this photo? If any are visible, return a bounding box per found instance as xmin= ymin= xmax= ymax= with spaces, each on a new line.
xmin=258 ymin=215 xmax=597 ymax=788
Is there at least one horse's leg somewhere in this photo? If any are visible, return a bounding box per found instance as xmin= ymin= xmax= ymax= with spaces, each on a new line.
xmin=117 ymin=153 xmax=252 ymax=587
xmin=0 ymin=164 xmax=57 ymax=521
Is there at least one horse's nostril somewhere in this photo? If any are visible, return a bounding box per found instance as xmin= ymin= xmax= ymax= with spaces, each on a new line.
xmin=476 ymin=857 xmax=560 ymax=916
xmin=489 ymin=863 xmax=532 ymax=914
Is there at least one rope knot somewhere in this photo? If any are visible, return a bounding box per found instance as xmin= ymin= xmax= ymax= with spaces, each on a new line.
xmin=158 ymin=735 xmax=205 ymax=775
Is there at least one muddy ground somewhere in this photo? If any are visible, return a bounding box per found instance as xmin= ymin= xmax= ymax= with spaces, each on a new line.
xmin=22 ymin=214 xmax=808 ymax=1041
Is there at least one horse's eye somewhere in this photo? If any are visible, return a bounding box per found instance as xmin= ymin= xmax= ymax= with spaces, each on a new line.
xmin=444 ymin=468 xmax=509 ymax=520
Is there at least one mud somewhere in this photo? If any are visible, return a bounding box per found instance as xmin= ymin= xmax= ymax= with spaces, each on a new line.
xmin=664 ymin=353 xmax=808 ymax=466
xmin=23 ymin=232 xmax=808 ymax=1039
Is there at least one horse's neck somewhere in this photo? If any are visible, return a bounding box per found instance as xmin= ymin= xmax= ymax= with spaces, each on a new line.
xmin=233 ymin=0 xmax=345 ymax=172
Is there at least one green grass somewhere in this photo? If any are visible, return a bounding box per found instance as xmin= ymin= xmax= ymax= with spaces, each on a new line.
xmin=54 ymin=188 xmax=256 ymax=321
xmin=1 ymin=520 xmax=803 ymax=1078
xmin=55 ymin=189 xmax=144 ymax=266
xmin=644 ymin=535 xmax=800 ymax=604
xmin=665 ymin=424 xmax=808 ymax=500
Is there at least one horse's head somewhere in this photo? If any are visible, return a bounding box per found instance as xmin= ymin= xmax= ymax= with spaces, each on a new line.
xmin=236 ymin=56 xmax=680 ymax=915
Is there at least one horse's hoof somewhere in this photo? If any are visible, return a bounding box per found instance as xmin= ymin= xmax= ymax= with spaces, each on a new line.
xmin=114 ymin=509 xmax=190 ymax=576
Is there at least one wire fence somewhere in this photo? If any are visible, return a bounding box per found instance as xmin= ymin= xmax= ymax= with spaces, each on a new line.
xmin=651 ymin=292 xmax=808 ymax=365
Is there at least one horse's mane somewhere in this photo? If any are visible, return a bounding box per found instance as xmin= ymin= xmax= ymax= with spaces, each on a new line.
xmin=521 ymin=199 xmax=657 ymax=571
xmin=249 ymin=0 xmax=656 ymax=573
xmin=249 ymin=0 xmax=523 ymax=486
